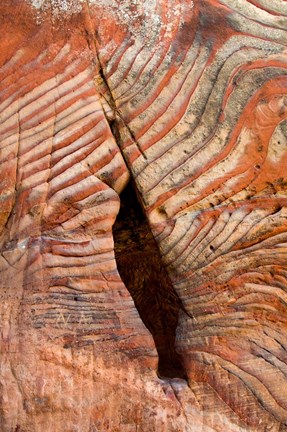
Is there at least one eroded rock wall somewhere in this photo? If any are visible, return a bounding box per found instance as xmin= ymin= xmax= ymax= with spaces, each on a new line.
xmin=1 ymin=1 xmax=287 ymax=431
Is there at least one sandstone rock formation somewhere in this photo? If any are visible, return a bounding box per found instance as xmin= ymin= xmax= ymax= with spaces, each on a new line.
xmin=1 ymin=1 xmax=287 ymax=431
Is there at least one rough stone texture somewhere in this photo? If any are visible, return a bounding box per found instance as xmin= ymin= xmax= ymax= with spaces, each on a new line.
xmin=0 ymin=1 xmax=287 ymax=431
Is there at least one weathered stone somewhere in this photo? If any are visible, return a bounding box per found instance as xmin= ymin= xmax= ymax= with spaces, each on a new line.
xmin=1 ymin=1 xmax=287 ymax=431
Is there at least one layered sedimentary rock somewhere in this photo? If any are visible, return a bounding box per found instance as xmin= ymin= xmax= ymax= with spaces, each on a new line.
xmin=1 ymin=1 xmax=287 ymax=431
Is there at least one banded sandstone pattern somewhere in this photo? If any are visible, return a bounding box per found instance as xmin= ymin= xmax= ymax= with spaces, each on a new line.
xmin=96 ymin=1 xmax=287 ymax=429
xmin=0 ymin=0 xmax=287 ymax=430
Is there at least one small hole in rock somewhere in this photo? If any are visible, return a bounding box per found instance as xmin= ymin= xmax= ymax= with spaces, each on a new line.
xmin=113 ymin=182 xmax=187 ymax=379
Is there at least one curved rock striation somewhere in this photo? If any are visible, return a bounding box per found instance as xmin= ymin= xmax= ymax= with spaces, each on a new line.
xmin=0 ymin=0 xmax=287 ymax=431
xmin=0 ymin=5 xmax=158 ymax=431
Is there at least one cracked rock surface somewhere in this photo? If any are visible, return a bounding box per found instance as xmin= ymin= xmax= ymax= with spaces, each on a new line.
xmin=1 ymin=1 xmax=287 ymax=431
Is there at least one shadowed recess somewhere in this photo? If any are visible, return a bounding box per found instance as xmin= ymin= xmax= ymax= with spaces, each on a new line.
xmin=113 ymin=182 xmax=187 ymax=379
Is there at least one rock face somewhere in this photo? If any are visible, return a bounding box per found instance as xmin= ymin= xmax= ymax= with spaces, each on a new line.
xmin=0 ymin=1 xmax=287 ymax=431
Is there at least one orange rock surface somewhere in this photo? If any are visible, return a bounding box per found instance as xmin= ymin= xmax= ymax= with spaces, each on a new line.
xmin=1 ymin=1 xmax=287 ymax=431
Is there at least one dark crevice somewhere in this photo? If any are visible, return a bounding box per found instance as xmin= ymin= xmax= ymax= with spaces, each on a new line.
xmin=94 ymin=46 xmax=147 ymax=160
xmin=113 ymin=181 xmax=187 ymax=379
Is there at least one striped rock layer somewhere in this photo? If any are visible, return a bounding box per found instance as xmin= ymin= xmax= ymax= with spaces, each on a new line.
xmin=0 ymin=0 xmax=287 ymax=431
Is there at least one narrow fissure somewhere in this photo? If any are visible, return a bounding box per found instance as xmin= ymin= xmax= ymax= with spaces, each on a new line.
xmin=113 ymin=181 xmax=187 ymax=379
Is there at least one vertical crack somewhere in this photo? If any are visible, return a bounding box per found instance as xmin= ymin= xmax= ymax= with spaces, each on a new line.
xmin=113 ymin=181 xmax=187 ymax=379
xmin=83 ymin=1 xmax=186 ymax=377
xmin=83 ymin=1 xmax=147 ymax=161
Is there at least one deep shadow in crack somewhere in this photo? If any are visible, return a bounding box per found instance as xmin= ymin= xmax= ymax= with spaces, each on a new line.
xmin=113 ymin=181 xmax=187 ymax=379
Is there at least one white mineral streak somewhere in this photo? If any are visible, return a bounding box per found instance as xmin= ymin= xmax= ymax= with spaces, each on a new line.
xmin=28 ymin=0 xmax=194 ymax=41
xmin=29 ymin=0 xmax=83 ymax=18
xmin=31 ymin=0 xmax=45 ymax=8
